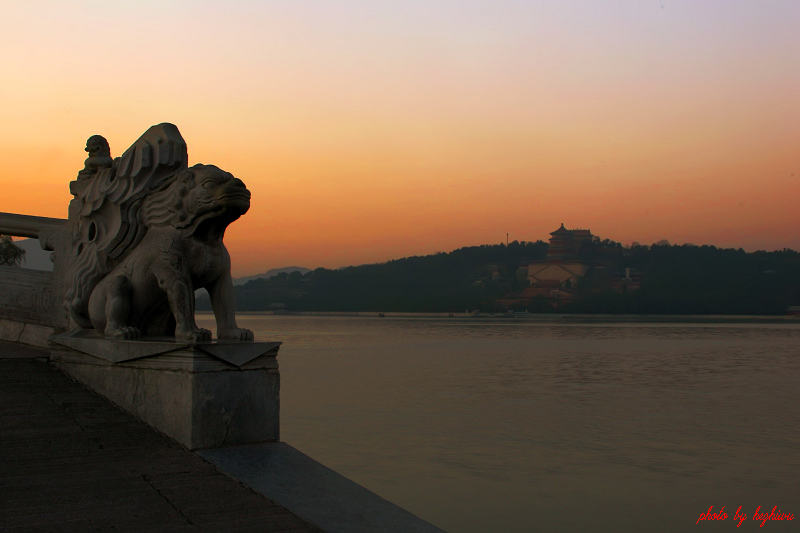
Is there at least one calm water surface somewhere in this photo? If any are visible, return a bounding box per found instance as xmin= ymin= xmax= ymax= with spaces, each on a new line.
xmin=198 ymin=315 xmax=800 ymax=532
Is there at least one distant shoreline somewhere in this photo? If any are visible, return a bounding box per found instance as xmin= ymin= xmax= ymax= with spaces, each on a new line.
xmin=197 ymin=311 xmax=800 ymax=324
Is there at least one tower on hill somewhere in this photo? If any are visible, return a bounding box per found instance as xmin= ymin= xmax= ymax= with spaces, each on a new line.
xmin=524 ymin=224 xmax=593 ymax=306
xmin=546 ymin=223 xmax=593 ymax=260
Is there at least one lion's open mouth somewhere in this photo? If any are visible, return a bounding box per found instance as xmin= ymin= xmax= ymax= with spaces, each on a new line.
xmin=220 ymin=190 xmax=251 ymax=202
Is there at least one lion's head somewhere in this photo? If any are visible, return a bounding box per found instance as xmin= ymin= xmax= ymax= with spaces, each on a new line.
xmin=141 ymin=164 xmax=250 ymax=233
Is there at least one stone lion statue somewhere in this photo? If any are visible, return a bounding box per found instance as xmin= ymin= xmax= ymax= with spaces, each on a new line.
xmin=64 ymin=124 xmax=253 ymax=341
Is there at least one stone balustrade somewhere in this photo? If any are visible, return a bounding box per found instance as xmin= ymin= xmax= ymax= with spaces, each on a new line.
xmin=0 ymin=211 xmax=68 ymax=346
xmin=0 ymin=212 xmax=66 ymax=239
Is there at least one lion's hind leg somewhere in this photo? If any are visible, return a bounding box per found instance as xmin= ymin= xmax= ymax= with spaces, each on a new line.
xmin=89 ymin=274 xmax=140 ymax=339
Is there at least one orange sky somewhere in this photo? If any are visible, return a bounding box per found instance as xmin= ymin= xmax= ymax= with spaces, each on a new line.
xmin=1 ymin=1 xmax=798 ymax=276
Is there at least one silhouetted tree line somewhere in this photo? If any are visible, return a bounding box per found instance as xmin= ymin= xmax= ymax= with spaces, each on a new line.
xmin=197 ymin=241 xmax=548 ymax=313
xmin=563 ymin=242 xmax=800 ymax=315
xmin=196 ymin=240 xmax=800 ymax=315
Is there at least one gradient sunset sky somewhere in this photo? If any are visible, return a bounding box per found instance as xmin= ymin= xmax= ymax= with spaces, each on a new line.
xmin=1 ymin=0 xmax=798 ymax=276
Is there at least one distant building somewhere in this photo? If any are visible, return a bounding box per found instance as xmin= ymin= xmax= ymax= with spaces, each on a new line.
xmin=493 ymin=224 xmax=593 ymax=310
xmin=546 ymin=223 xmax=593 ymax=260
xmin=527 ymin=263 xmax=587 ymax=289
xmin=526 ymin=224 xmax=592 ymax=289
xmin=496 ymin=285 xmax=578 ymax=310
xmin=611 ymin=267 xmax=641 ymax=293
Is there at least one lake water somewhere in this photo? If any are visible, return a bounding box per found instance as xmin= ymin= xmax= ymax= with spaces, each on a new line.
xmin=197 ymin=315 xmax=800 ymax=532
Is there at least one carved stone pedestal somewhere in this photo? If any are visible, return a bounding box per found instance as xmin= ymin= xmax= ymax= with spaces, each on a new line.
xmin=50 ymin=330 xmax=281 ymax=450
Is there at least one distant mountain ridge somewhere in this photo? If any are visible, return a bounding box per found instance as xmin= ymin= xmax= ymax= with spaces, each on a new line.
xmin=233 ymin=266 xmax=311 ymax=286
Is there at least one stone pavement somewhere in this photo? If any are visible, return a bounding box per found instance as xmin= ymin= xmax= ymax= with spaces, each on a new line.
xmin=0 ymin=341 xmax=322 ymax=533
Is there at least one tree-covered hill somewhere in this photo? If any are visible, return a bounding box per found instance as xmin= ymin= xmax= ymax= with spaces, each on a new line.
xmin=584 ymin=244 xmax=800 ymax=315
xmin=199 ymin=240 xmax=547 ymax=313
xmin=197 ymin=240 xmax=800 ymax=315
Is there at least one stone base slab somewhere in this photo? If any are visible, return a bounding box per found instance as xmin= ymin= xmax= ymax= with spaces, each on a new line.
xmin=51 ymin=330 xmax=281 ymax=450
xmin=200 ymin=443 xmax=446 ymax=533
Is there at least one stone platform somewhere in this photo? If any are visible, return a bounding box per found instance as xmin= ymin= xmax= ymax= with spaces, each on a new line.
xmin=50 ymin=330 xmax=282 ymax=450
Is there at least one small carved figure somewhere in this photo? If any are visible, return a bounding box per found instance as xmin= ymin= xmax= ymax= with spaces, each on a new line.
xmin=77 ymin=135 xmax=113 ymax=180
xmin=64 ymin=124 xmax=254 ymax=341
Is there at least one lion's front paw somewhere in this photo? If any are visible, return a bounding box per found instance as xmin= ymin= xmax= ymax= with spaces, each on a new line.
xmin=181 ymin=328 xmax=212 ymax=342
xmin=107 ymin=326 xmax=140 ymax=340
xmin=218 ymin=328 xmax=254 ymax=341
